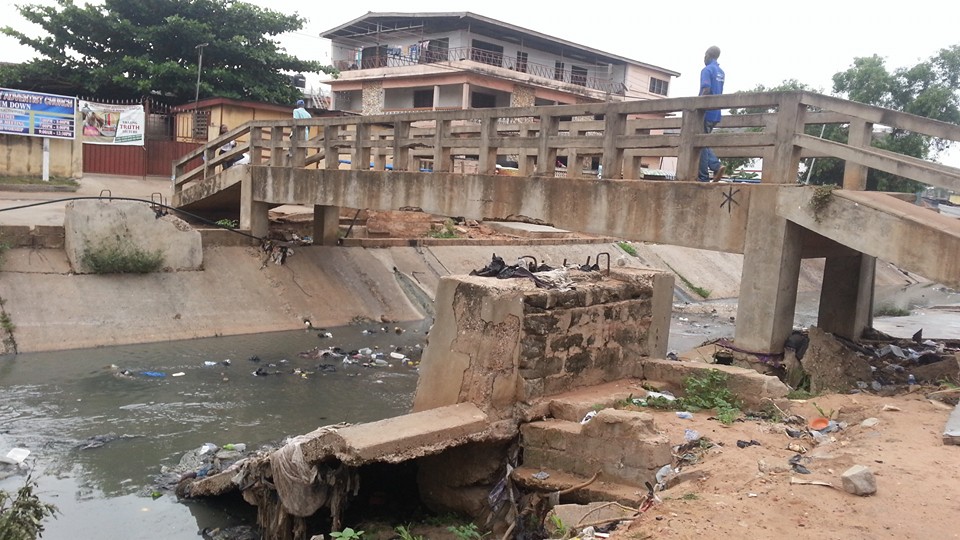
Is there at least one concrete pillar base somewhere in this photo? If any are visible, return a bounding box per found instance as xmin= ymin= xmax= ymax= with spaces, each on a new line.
xmin=818 ymin=253 xmax=875 ymax=340
xmin=240 ymin=178 xmax=269 ymax=243
xmin=313 ymin=204 xmax=341 ymax=246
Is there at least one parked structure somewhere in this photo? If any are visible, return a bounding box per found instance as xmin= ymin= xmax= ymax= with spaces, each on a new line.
xmin=321 ymin=12 xmax=679 ymax=114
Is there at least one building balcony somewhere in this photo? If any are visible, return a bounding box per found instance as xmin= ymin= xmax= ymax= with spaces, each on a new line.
xmin=333 ymin=46 xmax=627 ymax=98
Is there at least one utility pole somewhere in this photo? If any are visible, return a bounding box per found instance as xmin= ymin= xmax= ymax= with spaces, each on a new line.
xmin=194 ymin=42 xmax=209 ymax=105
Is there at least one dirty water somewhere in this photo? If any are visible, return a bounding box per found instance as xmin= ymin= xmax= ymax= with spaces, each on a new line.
xmin=0 ymin=320 xmax=430 ymax=539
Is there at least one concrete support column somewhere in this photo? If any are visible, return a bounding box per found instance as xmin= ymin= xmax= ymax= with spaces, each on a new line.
xmin=240 ymin=178 xmax=269 ymax=243
xmin=843 ymin=119 xmax=873 ymax=191
xmin=818 ymin=253 xmax=875 ymax=340
xmin=735 ymin=188 xmax=803 ymax=353
xmin=432 ymin=85 xmax=440 ymax=111
xmin=461 ymin=83 xmax=470 ymax=110
xmin=313 ymin=205 xmax=341 ymax=246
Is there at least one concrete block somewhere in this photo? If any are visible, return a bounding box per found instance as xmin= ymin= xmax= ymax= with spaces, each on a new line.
xmin=521 ymin=420 xmax=580 ymax=451
xmin=944 ymin=402 xmax=960 ymax=446
xmin=840 ymin=465 xmax=877 ymax=496
xmin=581 ymin=409 xmax=659 ymax=439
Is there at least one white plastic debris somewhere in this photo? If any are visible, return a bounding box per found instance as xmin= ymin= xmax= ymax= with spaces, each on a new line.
xmin=1 ymin=448 xmax=30 ymax=464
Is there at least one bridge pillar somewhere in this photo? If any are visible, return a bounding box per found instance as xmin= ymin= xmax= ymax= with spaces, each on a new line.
xmin=239 ymin=179 xmax=269 ymax=242
xmin=817 ymin=253 xmax=875 ymax=341
xmin=735 ymin=190 xmax=803 ymax=353
xmin=313 ymin=205 xmax=341 ymax=246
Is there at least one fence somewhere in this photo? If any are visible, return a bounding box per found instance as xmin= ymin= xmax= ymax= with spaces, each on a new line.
xmin=82 ymin=98 xmax=204 ymax=177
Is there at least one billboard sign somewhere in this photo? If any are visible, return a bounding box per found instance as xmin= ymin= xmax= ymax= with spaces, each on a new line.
xmin=79 ymin=100 xmax=145 ymax=146
xmin=0 ymin=87 xmax=77 ymax=139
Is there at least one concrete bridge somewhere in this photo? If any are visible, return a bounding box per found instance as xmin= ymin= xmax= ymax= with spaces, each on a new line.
xmin=172 ymin=91 xmax=960 ymax=354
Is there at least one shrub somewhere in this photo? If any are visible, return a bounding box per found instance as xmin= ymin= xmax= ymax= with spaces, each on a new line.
xmin=0 ymin=475 xmax=58 ymax=540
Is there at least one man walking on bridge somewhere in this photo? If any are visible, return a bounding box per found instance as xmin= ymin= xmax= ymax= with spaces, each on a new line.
xmin=293 ymin=99 xmax=311 ymax=140
xmin=698 ymin=45 xmax=725 ymax=182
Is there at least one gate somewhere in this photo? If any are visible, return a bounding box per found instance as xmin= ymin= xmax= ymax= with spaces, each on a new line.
xmin=82 ymin=98 xmax=203 ymax=177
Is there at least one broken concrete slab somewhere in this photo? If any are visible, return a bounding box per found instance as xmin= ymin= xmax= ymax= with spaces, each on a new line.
xmin=510 ymin=466 xmax=643 ymax=506
xmin=300 ymin=402 xmax=499 ymax=465
xmin=544 ymin=379 xmax=646 ymax=423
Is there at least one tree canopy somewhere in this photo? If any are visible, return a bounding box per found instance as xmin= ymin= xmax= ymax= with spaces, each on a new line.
xmin=727 ymin=46 xmax=960 ymax=192
xmin=0 ymin=0 xmax=335 ymax=105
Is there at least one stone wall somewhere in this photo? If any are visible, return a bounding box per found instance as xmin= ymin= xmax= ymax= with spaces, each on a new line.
xmin=412 ymin=268 xmax=673 ymax=419
xmin=0 ymin=225 xmax=65 ymax=249
xmin=362 ymin=81 xmax=385 ymax=115
xmin=0 ymin=133 xmax=83 ymax=179
xmin=510 ymin=85 xmax=536 ymax=108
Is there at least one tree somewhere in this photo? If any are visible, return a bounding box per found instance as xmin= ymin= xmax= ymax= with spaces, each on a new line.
xmin=0 ymin=0 xmax=336 ymax=105
xmin=831 ymin=48 xmax=960 ymax=191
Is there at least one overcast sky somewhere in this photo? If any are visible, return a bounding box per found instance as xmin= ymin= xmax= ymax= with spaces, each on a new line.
xmin=2 ymin=0 xmax=958 ymax=97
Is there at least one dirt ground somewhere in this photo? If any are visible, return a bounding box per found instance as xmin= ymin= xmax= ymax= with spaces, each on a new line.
xmin=599 ymin=389 xmax=960 ymax=540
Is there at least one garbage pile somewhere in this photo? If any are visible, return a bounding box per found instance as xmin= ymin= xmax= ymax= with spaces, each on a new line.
xmin=468 ymin=252 xmax=613 ymax=290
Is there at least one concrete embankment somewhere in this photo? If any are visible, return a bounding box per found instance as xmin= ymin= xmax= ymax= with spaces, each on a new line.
xmin=0 ymin=238 xmax=917 ymax=354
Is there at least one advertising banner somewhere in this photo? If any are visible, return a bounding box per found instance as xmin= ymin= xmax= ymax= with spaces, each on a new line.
xmin=79 ymin=100 xmax=145 ymax=146
xmin=0 ymin=87 xmax=77 ymax=139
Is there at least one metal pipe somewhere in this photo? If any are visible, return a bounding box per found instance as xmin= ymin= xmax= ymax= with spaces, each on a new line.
xmin=194 ymin=43 xmax=209 ymax=105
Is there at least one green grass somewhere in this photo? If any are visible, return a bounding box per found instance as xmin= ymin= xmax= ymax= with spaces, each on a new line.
xmin=786 ymin=389 xmax=815 ymax=400
xmin=0 ymin=175 xmax=78 ymax=186
xmin=617 ymin=241 xmax=638 ymax=257
xmin=640 ymin=369 xmax=741 ymax=424
xmin=664 ymin=262 xmax=710 ymax=298
xmin=81 ymin=243 xmax=164 ymax=274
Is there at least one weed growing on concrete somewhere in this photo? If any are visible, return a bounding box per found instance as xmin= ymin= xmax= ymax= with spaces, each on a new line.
xmin=214 ymin=218 xmax=238 ymax=229
xmin=663 ymin=262 xmax=710 ymax=299
xmin=808 ymin=184 xmax=837 ymax=222
xmin=0 ymin=475 xmax=58 ymax=539
xmin=0 ymin=312 xmax=14 ymax=335
xmin=426 ymin=219 xmax=459 ymax=239
xmin=786 ymin=389 xmax=816 ymax=400
xmin=641 ymin=369 xmax=742 ymax=425
xmin=617 ymin=241 xmax=638 ymax=257
xmin=81 ymin=243 xmax=164 ymax=274
xmin=548 ymin=514 xmax=568 ymax=537
xmin=0 ymin=240 xmax=8 ymax=269
xmin=874 ymin=305 xmax=911 ymax=317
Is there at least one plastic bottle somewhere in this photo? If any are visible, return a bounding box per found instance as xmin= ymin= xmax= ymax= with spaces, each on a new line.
xmin=907 ymin=374 xmax=917 ymax=385
xmin=676 ymin=411 xmax=693 ymax=419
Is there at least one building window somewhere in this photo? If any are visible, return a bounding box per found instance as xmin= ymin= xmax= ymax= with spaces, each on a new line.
xmin=516 ymin=51 xmax=528 ymax=73
xmin=554 ymin=61 xmax=565 ymax=81
xmin=471 ymin=92 xmax=497 ymax=108
xmin=413 ymin=89 xmax=433 ymax=109
xmin=649 ymin=77 xmax=669 ymax=96
xmin=571 ymin=65 xmax=587 ymax=87
xmin=192 ymin=110 xmax=209 ymax=140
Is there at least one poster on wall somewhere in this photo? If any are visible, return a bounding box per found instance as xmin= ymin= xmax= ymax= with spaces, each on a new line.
xmin=0 ymin=87 xmax=77 ymax=139
xmin=79 ymin=100 xmax=145 ymax=145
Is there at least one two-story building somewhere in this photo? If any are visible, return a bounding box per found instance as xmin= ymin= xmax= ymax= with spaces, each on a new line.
xmin=321 ymin=12 xmax=680 ymax=115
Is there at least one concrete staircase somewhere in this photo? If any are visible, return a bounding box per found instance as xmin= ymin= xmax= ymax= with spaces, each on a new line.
xmin=514 ymin=381 xmax=672 ymax=505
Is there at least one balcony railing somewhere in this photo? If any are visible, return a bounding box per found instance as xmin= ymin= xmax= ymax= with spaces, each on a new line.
xmin=336 ymin=46 xmax=626 ymax=96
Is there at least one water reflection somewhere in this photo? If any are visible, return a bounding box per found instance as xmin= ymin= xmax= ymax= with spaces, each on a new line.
xmin=0 ymin=320 xmax=430 ymax=539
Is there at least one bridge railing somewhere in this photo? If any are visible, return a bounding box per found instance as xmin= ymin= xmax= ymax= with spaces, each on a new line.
xmin=172 ymin=91 xmax=960 ymax=199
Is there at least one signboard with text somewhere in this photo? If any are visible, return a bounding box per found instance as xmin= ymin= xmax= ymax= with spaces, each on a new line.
xmin=79 ymin=100 xmax=145 ymax=146
xmin=0 ymin=87 xmax=77 ymax=139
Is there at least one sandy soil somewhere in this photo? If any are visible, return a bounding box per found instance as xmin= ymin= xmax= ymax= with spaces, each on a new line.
xmin=603 ymin=390 xmax=960 ymax=540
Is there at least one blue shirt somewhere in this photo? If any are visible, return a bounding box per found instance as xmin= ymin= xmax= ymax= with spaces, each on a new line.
xmin=700 ymin=60 xmax=725 ymax=123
